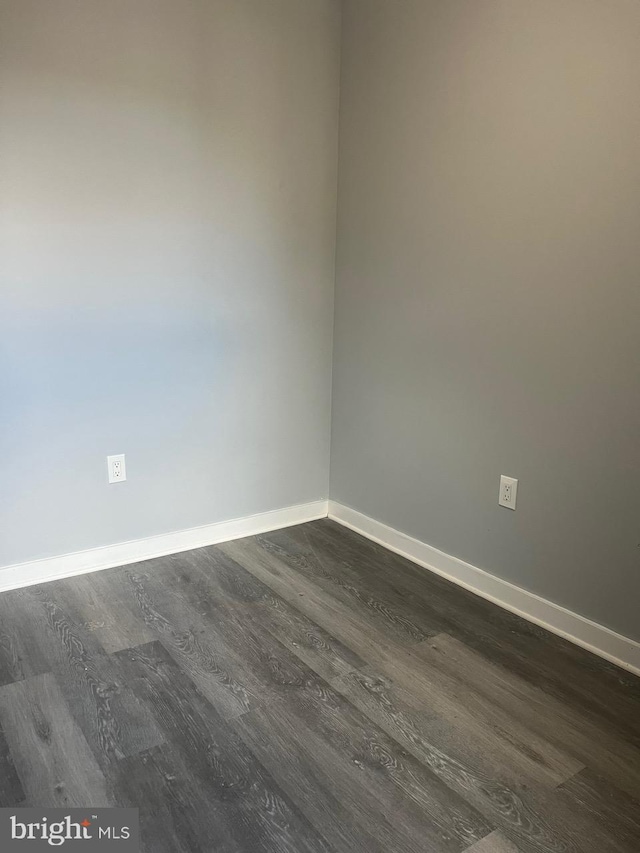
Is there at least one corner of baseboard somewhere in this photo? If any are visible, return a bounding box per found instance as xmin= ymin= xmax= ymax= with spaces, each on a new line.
xmin=327 ymin=501 xmax=640 ymax=678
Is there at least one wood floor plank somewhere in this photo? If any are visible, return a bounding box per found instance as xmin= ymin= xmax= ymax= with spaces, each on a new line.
xmin=0 ymin=722 xmax=25 ymax=807
xmin=169 ymin=545 xmax=367 ymax=683
xmin=198 ymin=542 xmax=585 ymax=838
xmin=219 ymin=537 xmax=585 ymax=793
xmin=118 ymin=562 xmax=271 ymax=719
xmin=420 ymin=634 xmax=640 ymax=800
xmin=330 ymin=666 xmax=635 ymax=853
xmin=219 ymin=534 xmax=425 ymax=656
xmin=285 ymin=522 xmax=640 ymax=764
xmin=467 ymin=632 xmax=640 ymax=749
xmin=58 ymin=570 xmax=156 ymax=654
xmin=192 ymin=540 xmax=582 ymax=812
xmin=311 ymin=521 xmax=640 ymax=743
xmin=251 ymin=528 xmax=431 ymax=643
xmin=330 ymin=668 xmax=567 ymax=852
xmin=208 ymin=632 xmax=493 ymax=850
xmin=303 ymin=520 xmax=528 ymax=641
xmin=465 ymin=831 xmax=521 ymax=852
xmin=112 ymin=641 xmax=334 ymax=853
xmin=118 ymin=567 xmax=493 ymax=852
xmin=118 ymin=554 xmax=377 ymax=721
xmin=9 ymin=585 xmax=163 ymax=767
xmin=285 ymin=522 xmax=455 ymax=635
xmin=0 ymin=673 xmax=110 ymax=807
xmin=338 ymin=638 xmax=582 ymax=790
xmin=234 ymin=700 xmax=490 ymax=853
xmin=0 ymin=592 xmax=51 ymax=687
xmin=232 ymin=706 xmax=389 ymax=853
xmin=557 ymin=768 xmax=640 ymax=851
xmin=218 ymin=536 xmax=426 ymax=669
xmin=113 ymin=744 xmax=241 ymax=853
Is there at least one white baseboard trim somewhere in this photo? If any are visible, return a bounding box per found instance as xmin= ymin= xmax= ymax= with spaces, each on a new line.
xmin=328 ymin=501 xmax=640 ymax=678
xmin=0 ymin=500 xmax=329 ymax=595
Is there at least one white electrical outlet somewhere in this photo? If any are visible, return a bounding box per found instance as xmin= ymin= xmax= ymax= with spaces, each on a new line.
xmin=107 ymin=454 xmax=127 ymax=484
xmin=499 ymin=475 xmax=518 ymax=510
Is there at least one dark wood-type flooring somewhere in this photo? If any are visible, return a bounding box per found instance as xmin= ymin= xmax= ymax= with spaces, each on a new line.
xmin=0 ymin=519 xmax=639 ymax=852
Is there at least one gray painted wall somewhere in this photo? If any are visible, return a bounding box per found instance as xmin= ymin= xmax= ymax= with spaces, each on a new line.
xmin=331 ymin=0 xmax=640 ymax=641
xmin=1 ymin=0 xmax=341 ymax=566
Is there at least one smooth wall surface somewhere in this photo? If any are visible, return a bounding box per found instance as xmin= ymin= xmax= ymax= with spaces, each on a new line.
xmin=332 ymin=0 xmax=640 ymax=640
xmin=1 ymin=0 xmax=341 ymax=566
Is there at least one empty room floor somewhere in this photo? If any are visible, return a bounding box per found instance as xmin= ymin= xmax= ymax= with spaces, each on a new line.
xmin=0 ymin=519 xmax=638 ymax=852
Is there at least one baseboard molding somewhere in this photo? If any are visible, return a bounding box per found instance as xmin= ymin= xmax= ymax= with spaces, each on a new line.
xmin=5 ymin=496 xmax=638 ymax=677
xmin=328 ymin=501 xmax=640 ymax=677
xmin=0 ymin=500 xmax=329 ymax=595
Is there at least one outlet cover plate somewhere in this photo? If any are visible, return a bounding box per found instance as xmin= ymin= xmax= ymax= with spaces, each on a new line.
xmin=499 ymin=475 xmax=518 ymax=510
xmin=107 ymin=454 xmax=127 ymax=484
